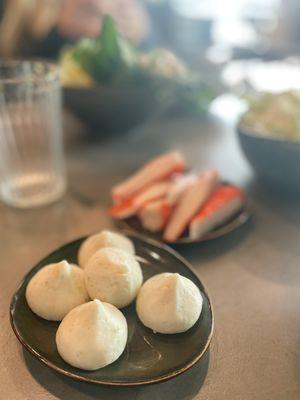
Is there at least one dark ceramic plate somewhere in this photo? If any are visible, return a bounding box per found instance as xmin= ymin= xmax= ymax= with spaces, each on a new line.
xmin=10 ymin=232 xmax=213 ymax=386
xmin=122 ymin=205 xmax=250 ymax=245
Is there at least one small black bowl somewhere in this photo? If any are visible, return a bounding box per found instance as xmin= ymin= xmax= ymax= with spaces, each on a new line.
xmin=237 ymin=124 xmax=300 ymax=192
xmin=63 ymin=85 xmax=169 ymax=133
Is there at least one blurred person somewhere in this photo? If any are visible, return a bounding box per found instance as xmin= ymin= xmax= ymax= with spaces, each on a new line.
xmin=0 ymin=0 xmax=148 ymax=58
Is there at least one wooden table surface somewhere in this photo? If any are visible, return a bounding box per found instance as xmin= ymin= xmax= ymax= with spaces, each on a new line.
xmin=1 ymin=113 xmax=300 ymax=400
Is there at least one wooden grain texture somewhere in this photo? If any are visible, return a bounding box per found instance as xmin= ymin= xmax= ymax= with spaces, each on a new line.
xmin=1 ymin=113 xmax=300 ymax=399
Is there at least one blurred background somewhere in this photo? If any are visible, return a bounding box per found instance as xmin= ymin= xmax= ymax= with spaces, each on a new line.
xmin=0 ymin=0 xmax=299 ymax=62
xmin=0 ymin=0 xmax=300 ymax=200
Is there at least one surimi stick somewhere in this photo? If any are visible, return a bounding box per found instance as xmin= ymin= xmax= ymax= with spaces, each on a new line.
xmin=138 ymin=174 xmax=197 ymax=232
xmin=139 ymin=199 xmax=172 ymax=232
xmin=112 ymin=151 xmax=186 ymax=202
xmin=166 ymin=173 xmax=197 ymax=204
xmin=108 ymin=197 xmax=135 ymax=219
xmin=109 ymin=180 xmax=173 ymax=219
xmin=189 ymin=185 xmax=245 ymax=239
xmin=163 ymin=169 xmax=219 ymax=242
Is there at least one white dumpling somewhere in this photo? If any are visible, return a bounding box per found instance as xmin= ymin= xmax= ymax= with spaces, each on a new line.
xmin=136 ymin=273 xmax=203 ymax=334
xmin=85 ymin=247 xmax=143 ymax=308
xmin=78 ymin=230 xmax=135 ymax=268
xmin=26 ymin=260 xmax=89 ymax=321
xmin=56 ymin=299 xmax=128 ymax=370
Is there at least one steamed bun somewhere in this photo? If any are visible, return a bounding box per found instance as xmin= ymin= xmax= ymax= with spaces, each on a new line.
xmin=56 ymin=299 xmax=127 ymax=370
xmin=136 ymin=273 xmax=203 ymax=334
xmin=85 ymin=247 xmax=143 ymax=308
xmin=26 ymin=260 xmax=89 ymax=321
xmin=78 ymin=230 xmax=135 ymax=268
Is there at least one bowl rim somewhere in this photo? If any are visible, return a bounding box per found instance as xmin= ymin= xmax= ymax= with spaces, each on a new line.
xmin=237 ymin=120 xmax=300 ymax=147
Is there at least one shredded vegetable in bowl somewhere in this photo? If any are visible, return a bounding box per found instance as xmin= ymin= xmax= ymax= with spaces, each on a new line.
xmin=240 ymin=91 xmax=300 ymax=142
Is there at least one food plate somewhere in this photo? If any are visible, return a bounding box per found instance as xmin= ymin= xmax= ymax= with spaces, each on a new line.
xmin=122 ymin=205 xmax=250 ymax=245
xmin=10 ymin=232 xmax=213 ymax=386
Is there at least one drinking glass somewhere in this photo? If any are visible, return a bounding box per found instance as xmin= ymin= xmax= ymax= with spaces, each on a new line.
xmin=0 ymin=61 xmax=66 ymax=208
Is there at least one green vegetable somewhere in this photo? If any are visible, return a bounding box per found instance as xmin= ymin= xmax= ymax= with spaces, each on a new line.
xmin=72 ymin=38 xmax=98 ymax=76
xmin=71 ymin=16 xmax=127 ymax=84
xmin=93 ymin=15 xmax=123 ymax=82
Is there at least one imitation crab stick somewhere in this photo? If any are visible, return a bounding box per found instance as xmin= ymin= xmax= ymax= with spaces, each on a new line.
xmin=112 ymin=151 xmax=186 ymax=202
xmin=139 ymin=199 xmax=172 ymax=232
xmin=166 ymin=173 xmax=197 ymax=204
xmin=163 ymin=169 xmax=219 ymax=242
xmin=189 ymin=185 xmax=244 ymax=240
xmin=109 ymin=180 xmax=173 ymax=219
xmin=138 ymin=174 xmax=197 ymax=232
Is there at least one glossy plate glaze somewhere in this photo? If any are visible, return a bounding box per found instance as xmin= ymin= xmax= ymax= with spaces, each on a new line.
xmin=10 ymin=232 xmax=213 ymax=386
xmin=122 ymin=205 xmax=250 ymax=245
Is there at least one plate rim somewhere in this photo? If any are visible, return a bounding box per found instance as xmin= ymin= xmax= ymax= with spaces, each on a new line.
xmin=10 ymin=232 xmax=214 ymax=386
xmin=122 ymin=205 xmax=251 ymax=245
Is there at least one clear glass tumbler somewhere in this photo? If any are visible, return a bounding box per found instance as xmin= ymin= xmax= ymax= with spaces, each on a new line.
xmin=0 ymin=61 xmax=66 ymax=208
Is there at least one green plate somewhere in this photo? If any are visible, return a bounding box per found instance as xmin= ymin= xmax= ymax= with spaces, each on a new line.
xmin=10 ymin=232 xmax=213 ymax=386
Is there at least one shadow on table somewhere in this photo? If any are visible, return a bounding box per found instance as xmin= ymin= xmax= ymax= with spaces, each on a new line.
xmin=176 ymin=217 xmax=254 ymax=266
xmin=248 ymin=180 xmax=300 ymax=229
xmin=235 ymin=180 xmax=300 ymax=286
xmin=23 ymin=349 xmax=210 ymax=400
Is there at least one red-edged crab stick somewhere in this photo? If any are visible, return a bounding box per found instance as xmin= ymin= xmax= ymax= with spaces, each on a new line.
xmin=138 ymin=174 xmax=197 ymax=232
xmin=189 ymin=185 xmax=245 ymax=240
xmin=111 ymin=151 xmax=186 ymax=202
xmin=108 ymin=180 xmax=173 ymax=219
xmin=163 ymin=169 xmax=219 ymax=242
xmin=139 ymin=198 xmax=172 ymax=232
